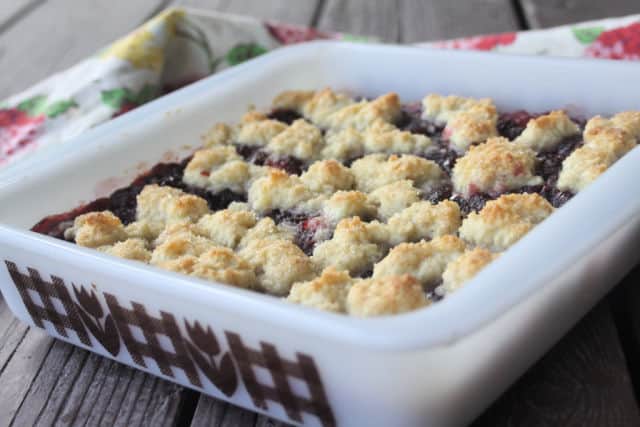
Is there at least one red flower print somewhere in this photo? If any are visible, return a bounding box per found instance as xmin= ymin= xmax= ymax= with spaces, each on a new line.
xmin=438 ymin=32 xmax=517 ymax=51
xmin=265 ymin=22 xmax=331 ymax=44
xmin=585 ymin=22 xmax=640 ymax=60
xmin=0 ymin=108 xmax=45 ymax=163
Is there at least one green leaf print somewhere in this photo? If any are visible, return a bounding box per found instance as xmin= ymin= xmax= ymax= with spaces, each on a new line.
xmin=572 ymin=27 xmax=604 ymax=44
xmin=225 ymin=43 xmax=267 ymax=66
xmin=45 ymin=99 xmax=78 ymax=118
xmin=101 ymin=85 xmax=159 ymax=110
xmin=17 ymin=95 xmax=47 ymax=116
xmin=101 ymin=88 xmax=130 ymax=109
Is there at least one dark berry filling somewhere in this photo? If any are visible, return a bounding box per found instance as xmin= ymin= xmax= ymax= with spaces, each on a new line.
xmin=192 ymin=189 xmax=247 ymax=212
xmin=296 ymin=216 xmax=332 ymax=256
xmin=34 ymin=100 xmax=587 ymax=249
xmin=427 ymin=289 xmax=444 ymax=303
xmin=396 ymin=105 xmax=446 ymax=142
xmin=529 ymin=135 xmax=582 ymax=208
xmin=267 ymin=209 xmax=307 ymax=225
xmin=235 ymin=144 xmax=304 ymax=175
xmin=451 ymin=193 xmax=492 ymax=215
xmin=497 ymin=110 xmax=539 ymax=140
xmin=396 ymin=106 xmax=460 ymax=174
xmin=32 ymin=159 xmax=246 ymax=239
xmin=263 ymin=155 xmax=304 ymax=175
xmin=423 ymin=146 xmax=458 ymax=175
xmin=540 ymin=184 xmax=574 ymax=208
xmin=395 ymin=106 xmax=444 ymax=139
xmin=267 ymin=109 xmax=302 ymax=125
xmin=31 ymin=198 xmax=111 ymax=240
xmin=358 ymin=268 xmax=374 ymax=279
xmin=422 ymin=182 xmax=453 ymax=205
xmin=267 ymin=210 xmax=333 ymax=255
xmin=451 ymin=185 xmax=547 ymax=215
xmin=535 ymin=135 xmax=583 ymax=181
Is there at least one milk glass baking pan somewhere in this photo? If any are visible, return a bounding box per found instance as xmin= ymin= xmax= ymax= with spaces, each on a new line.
xmin=0 ymin=42 xmax=639 ymax=427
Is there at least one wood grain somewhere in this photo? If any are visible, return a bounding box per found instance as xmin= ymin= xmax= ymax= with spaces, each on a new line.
xmin=398 ymin=0 xmax=520 ymax=42
xmin=176 ymin=0 xmax=320 ymax=26
xmin=317 ymin=0 xmax=401 ymax=41
xmin=191 ymin=396 xmax=258 ymax=427
xmin=473 ymin=300 xmax=640 ymax=426
xmin=0 ymin=0 xmax=42 ymax=34
xmin=0 ymin=296 xmax=30 ymax=373
xmin=611 ymin=265 xmax=640 ymax=408
xmin=0 ymin=327 xmax=54 ymax=425
xmin=316 ymin=0 xmax=519 ymax=42
xmin=521 ymin=0 xmax=640 ymax=28
xmin=8 ymin=342 xmax=188 ymax=426
xmin=0 ymin=0 xmax=166 ymax=98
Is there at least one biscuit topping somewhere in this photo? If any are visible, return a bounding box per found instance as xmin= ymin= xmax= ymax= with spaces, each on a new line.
xmin=44 ymin=88 xmax=637 ymax=317
xmin=452 ymin=137 xmax=543 ymax=197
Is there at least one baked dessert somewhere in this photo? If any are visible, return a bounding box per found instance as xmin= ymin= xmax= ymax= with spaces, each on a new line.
xmin=32 ymin=89 xmax=640 ymax=317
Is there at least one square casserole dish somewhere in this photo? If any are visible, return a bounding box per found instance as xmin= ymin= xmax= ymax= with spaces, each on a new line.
xmin=1 ymin=42 xmax=640 ymax=427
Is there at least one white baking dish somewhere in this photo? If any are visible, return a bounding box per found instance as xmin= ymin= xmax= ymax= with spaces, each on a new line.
xmin=0 ymin=42 xmax=639 ymax=427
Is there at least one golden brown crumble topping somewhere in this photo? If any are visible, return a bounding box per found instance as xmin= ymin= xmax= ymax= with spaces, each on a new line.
xmin=459 ymin=193 xmax=553 ymax=251
xmin=61 ymin=88 xmax=638 ymax=317
xmin=438 ymin=248 xmax=499 ymax=296
xmin=452 ymin=137 xmax=542 ymax=196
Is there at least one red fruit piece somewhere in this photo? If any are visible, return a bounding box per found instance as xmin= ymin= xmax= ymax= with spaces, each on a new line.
xmin=585 ymin=22 xmax=640 ymax=60
xmin=264 ymin=155 xmax=304 ymax=175
xmin=297 ymin=216 xmax=331 ymax=255
xmin=302 ymin=216 xmax=326 ymax=231
xmin=497 ymin=110 xmax=539 ymax=140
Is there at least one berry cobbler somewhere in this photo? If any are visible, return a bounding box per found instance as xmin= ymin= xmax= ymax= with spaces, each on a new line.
xmin=32 ymin=89 xmax=640 ymax=317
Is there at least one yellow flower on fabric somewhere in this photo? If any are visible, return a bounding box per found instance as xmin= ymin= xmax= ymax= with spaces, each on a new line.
xmin=161 ymin=7 xmax=184 ymax=36
xmin=100 ymin=8 xmax=185 ymax=72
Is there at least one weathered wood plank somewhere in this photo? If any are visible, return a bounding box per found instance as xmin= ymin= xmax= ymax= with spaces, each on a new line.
xmin=0 ymin=327 xmax=54 ymax=425
xmin=0 ymin=0 xmax=42 ymax=34
xmin=317 ymin=0 xmax=401 ymax=41
xmin=177 ymin=0 xmax=320 ymax=26
xmin=0 ymin=296 xmax=30 ymax=373
xmin=399 ymin=0 xmax=520 ymax=42
xmin=7 ymin=339 xmax=188 ymax=426
xmin=520 ymin=0 xmax=640 ymax=29
xmin=254 ymin=415 xmax=288 ymax=427
xmin=474 ymin=300 xmax=640 ymax=426
xmin=0 ymin=0 xmax=166 ymax=99
xmin=11 ymin=339 xmax=80 ymax=426
xmin=611 ymin=265 xmax=640 ymax=406
xmin=191 ymin=396 xmax=258 ymax=427
xmin=316 ymin=0 xmax=520 ymax=43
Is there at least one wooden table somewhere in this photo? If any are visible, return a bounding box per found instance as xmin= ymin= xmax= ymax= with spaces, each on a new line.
xmin=1 ymin=1 xmax=639 ymax=425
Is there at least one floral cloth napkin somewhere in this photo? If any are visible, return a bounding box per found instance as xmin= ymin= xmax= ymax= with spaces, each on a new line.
xmin=1 ymin=8 xmax=638 ymax=179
